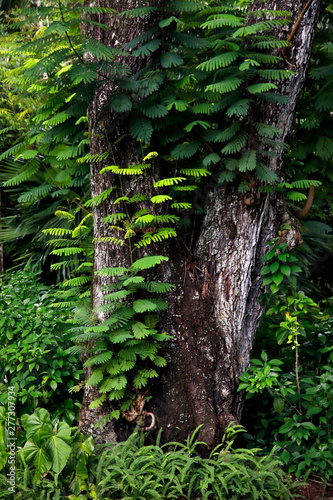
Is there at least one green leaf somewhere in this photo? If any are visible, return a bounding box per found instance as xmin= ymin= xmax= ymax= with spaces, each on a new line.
xmin=50 ymin=380 xmax=57 ymax=391
xmin=262 ymin=276 xmax=273 ymax=286
xmin=166 ymin=99 xmax=189 ymax=111
xmin=273 ymin=396 xmax=284 ymax=414
xmin=22 ymin=440 xmax=52 ymax=482
xmin=270 ymin=262 xmax=279 ymax=274
xmin=280 ymin=264 xmax=291 ymax=276
xmin=316 ymin=136 xmax=333 ymax=160
xmin=45 ymin=422 xmax=71 ymax=474
xmin=184 ymin=120 xmax=210 ymax=132
xmin=133 ymin=39 xmax=161 ymax=57
xmin=23 ymin=409 xmax=52 ymax=439
xmin=150 ymin=194 xmax=172 ymax=203
xmin=291 ymin=265 xmax=302 ymax=273
xmin=142 ymin=102 xmax=169 ymax=119
xmin=238 ymin=150 xmax=256 ymax=172
xmin=202 ymin=153 xmax=221 ymax=166
xmin=161 ymin=52 xmax=183 ymax=68
xmin=132 ymin=322 xmax=152 ymax=339
xmin=281 ymin=449 xmax=290 ymax=464
xmin=272 ymin=273 xmax=283 ymax=286
xmin=109 ymin=94 xmax=132 ymax=112
xmin=261 ymin=265 xmax=271 ymax=276
xmin=171 ymin=141 xmax=200 ymax=159
xmin=306 ymin=407 xmax=322 ymax=417
xmin=132 ymin=255 xmax=168 ymax=271
xmin=247 ymin=82 xmax=278 ymax=94
xmin=206 ymin=77 xmax=243 ymax=94
xmin=197 ymin=52 xmax=239 ymax=71
xmin=159 ymin=16 xmax=184 ymax=27
xmin=130 ymin=114 xmax=153 ymax=143
xmin=133 ymin=299 xmax=158 ymax=313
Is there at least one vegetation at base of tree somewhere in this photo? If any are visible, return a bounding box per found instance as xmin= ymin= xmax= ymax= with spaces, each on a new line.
xmin=0 ymin=421 xmax=298 ymax=499
xmin=0 ymin=0 xmax=332 ymax=494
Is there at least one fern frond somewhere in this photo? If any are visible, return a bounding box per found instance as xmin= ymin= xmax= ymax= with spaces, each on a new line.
xmin=141 ymin=102 xmax=169 ymax=119
xmin=198 ymin=52 xmax=239 ymax=72
xmin=131 ymin=255 xmax=169 ymax=272
xmin=17 ymin=183 xmax=54 ymax=202
xmin=42 ymin=228 xmax=73 ymax=236
xmin=247 ymin=82 xmax=278 ymax=94
xmin=50 ymin=247 xmax=85 ymax=256
xmin=204 ymin=122 xmax=241 ymax=143
xmin=154 ymin=177 xmax=186 ymax=188
xmin=172 ymin=31 xmax=209 ymax=49
xmin=206 ymin=78 xmax=243 ymax=94
xmin=93 ymin=237 xmax=125 ymax=246
xmin=3 ymin=159 xmax=40 ymax=186
xmin=85 ymin=188 xmax=115 ymax=207
xmin=129 ymin=114 xmax=153 ymax=143
xmin=150 ymin=194 xmax=173 ymax=203
xmin=120 ymin=6 xmax=158 ymax=18
xmin=95 ymin=267 xmax=128 ymax=277
xmin=226 ymin=99 xmax=250 ymax=117
xmin=161 ymin=52 xmax=183 ymax=68
xmin=256 ymin=163 xmax=279 ymax=183
xmin=171 ymin=141 xmax=200 ymax=159
xmin=135 ymin=228 xmax=177 ymax=247
xmin=286 ymin=191 xmax=307 ymax=202
xmin=238 ymin=150 xmax=256 ymax=172
xmin=316 ymin=136 xmax=333 ymax=160
xmin=221 ymin=133 xmax=248 ymax=154
xmin=143 ymin=281 xmax=176 ymax=293
xmin=133 ymin=39 xmax=161 ymax=58
xmin=256 ymin=123 xmax=282 ymax=138
xmin=290 ymin=179 xmax=322 ymax=189
xmin=100 ymin=165 xmax=143 ymax=176
xmin=170 ymin=202 xmax=192 ymax=209
xmin=258 ymin=69 xmax=294 ymax=81
xmin=201 ymin=15 xmax=243 ymax=29
xmin=103 ymin=213 xmax=127 ymax=224
xmin=180 ymin=168 xmax=210 ymax=177
xmin=63 ymin=276 xmax=91 ymax=287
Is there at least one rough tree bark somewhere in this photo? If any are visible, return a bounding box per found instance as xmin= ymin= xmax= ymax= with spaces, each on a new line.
xmin=80 ymin=0 xmax=321 ymax=448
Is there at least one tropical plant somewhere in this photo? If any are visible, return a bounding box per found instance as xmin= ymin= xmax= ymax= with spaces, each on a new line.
xmin=0 ymin=408 xmax=95 ymax=499
xmin=240 ymin=262 xmax=333 ymax=481
xmin=1 ymin=0 xmax=331 ymax=459
xmin=92 ymin=424 xmax=297 ymax=500
xmin=0 ymin=270 xmax=83 ymax=421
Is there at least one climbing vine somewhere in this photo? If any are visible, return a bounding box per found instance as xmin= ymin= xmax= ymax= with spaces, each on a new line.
xmin=0 ymin=1 xmax=327 ymax=426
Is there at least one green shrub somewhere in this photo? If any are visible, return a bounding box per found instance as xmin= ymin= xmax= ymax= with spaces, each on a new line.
xmin=0 ymin=270 xmax=83 ymax=423
xmin=240 ymin=241 xmax=333 ymax=482
xmin=0 ymin=421 xmax=297 ymax=499
xmin=91 ymin=424 xmax=296 ymax=500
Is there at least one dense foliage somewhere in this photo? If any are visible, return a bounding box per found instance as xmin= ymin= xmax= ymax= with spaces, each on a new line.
xmin=0 ymin=0 xmax=332 ymax=497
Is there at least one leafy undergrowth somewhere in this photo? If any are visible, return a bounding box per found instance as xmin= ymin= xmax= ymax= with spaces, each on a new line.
xmin=89 ymin=426 xmax=298 ymax=500
xmin=0 ymin=423 xmax=298 ymax=500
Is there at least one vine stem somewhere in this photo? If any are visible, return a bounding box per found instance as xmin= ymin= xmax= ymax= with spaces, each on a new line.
xmin=294 ymin=328 xmax=302 ymax=414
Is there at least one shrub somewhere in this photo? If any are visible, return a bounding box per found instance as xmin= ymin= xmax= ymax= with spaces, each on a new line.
xmin=92 ymin=424 xmax=297 ymax=500
xmin=0 ymin=270 xmax=83 ymax=423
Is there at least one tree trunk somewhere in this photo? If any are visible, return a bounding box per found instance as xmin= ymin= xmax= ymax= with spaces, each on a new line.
xmin=80 ymin=0 xmax=321 ymax=448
